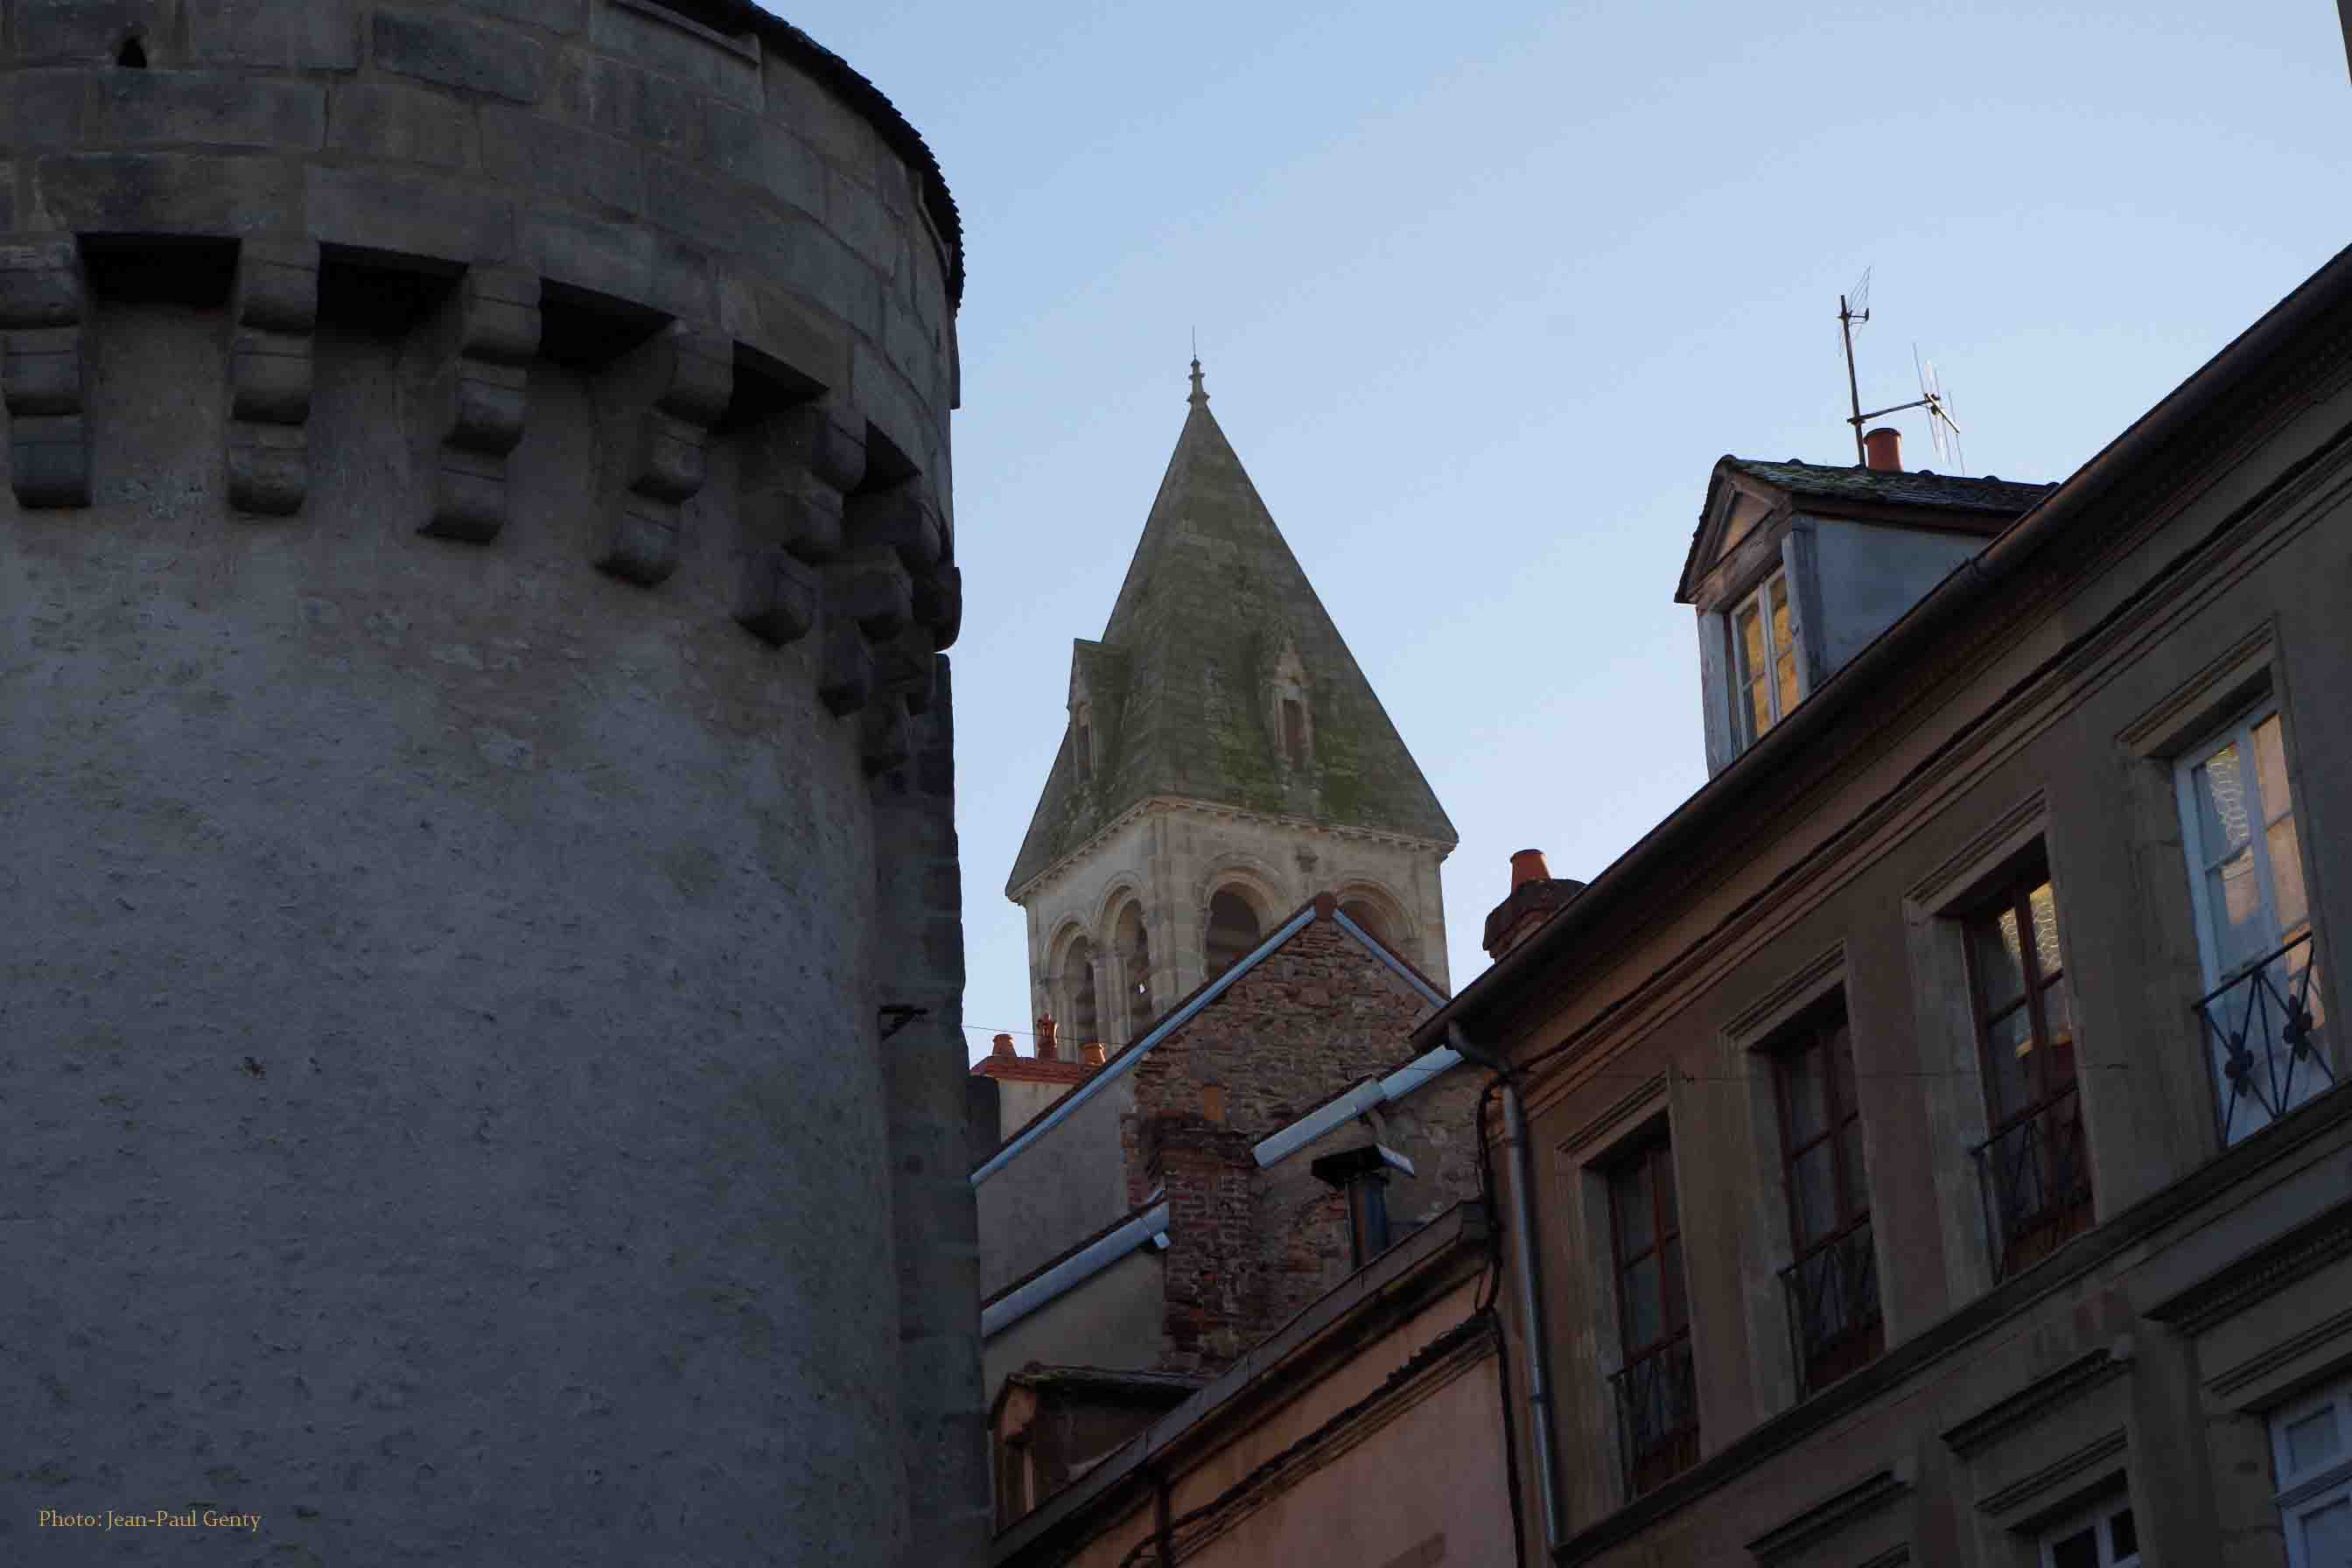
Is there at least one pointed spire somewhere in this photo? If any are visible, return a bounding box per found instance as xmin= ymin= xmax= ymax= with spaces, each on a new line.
xmin=1187 ymin=355 xmax=1208 ymax=410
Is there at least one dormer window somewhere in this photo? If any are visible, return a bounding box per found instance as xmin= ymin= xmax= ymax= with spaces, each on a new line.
xmin=1731 ymin=567 xmax=1801 ymax=749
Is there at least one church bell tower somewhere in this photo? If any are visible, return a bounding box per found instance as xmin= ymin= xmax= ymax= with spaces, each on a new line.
xmin=1005 ymin=362 xmax=1459 ymax=1049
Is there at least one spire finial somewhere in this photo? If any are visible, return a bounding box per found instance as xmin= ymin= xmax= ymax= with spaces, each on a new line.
xmin=1187 ymin=345 xmax=1208 ymax=410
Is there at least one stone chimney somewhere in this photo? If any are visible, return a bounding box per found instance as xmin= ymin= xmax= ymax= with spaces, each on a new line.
xmin=991 ymin=1032 xmax=1017 ymax=1060
xmin=1482 ymin=849 xmax=1585 ymax=961
xmin=1034 ymin=1015 xmax=1059 ymax=1060
xmin=1863 ymin=426 xmax=1902 ymax=473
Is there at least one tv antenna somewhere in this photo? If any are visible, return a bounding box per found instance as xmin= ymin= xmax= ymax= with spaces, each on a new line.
xmin=1837 ymin=269 xmax=1964 ymax=469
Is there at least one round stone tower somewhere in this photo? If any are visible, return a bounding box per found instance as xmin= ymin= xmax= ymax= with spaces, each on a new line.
xmin=1 ymin=4 xmax=977 ymax=1563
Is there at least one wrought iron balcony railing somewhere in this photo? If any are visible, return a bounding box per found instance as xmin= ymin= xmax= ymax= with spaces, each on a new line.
xmin=1970 ymin=1086 xmax=2095 ymax=1280
xmin=2195 ymin=931 xmax=2334 ymax=1146
xmin=1778 ymin=1217 xmax=1884 ymax=1397
xmin=1606 ymin=1335 xmax=1698 ymax=1499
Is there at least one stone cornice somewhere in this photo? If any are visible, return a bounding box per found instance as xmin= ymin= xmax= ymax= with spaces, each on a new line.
xmin=1008 ymin=794 xmax=1454 ymax=906
xmin=1744 ymin=1461 xmax=1914 ymax=1565
xmin=2148 ymin=1197 xmax=2352 ymax=1338
xmin=1941 ymin=1339 xmax=2133 ymax=1460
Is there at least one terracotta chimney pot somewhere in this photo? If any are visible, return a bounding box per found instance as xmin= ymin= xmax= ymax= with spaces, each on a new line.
xmin=1034 ymin=1015 xmax=1059 ymax=1060
xmin=1081 ymin=1041 xmax=1107 ymax=1068
xmin=1863 ymin=427 xmax=1902 ymax=473
xmin=991 ymin=1032 xmax=1016 ymax=1059
xmin=1509 ymin=849 xmax=1551 ymax=890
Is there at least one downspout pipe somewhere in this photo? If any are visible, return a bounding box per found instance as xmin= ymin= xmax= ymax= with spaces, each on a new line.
xmin=1450 ymin=1021 xmax=1563 ymax=1554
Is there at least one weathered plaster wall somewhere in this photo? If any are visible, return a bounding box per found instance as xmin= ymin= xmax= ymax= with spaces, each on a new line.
xmin=976 ymin=1076 xmax=1137 ymax=1297
xmin=981 ymin=1248 xmax=1166 ymax=1397
xmin=1808 ymin=516 xmax=1980 ymax=676
xmin=0 ymin=4 xmax=978 ymax=1560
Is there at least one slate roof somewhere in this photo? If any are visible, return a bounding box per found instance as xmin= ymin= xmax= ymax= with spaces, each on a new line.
xmin=1719 ymin=458 xmax=2056 ymax=515
xmin=1005 ymin=370 xmax=1457 ymax=896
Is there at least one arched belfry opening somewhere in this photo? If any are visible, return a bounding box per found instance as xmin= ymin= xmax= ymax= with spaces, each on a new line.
xmin=1115 ymin=901 xmax=1152 ymax=1036
xmin=1063 ymin=935 xmax=1100 ymax=1046
xmin=1204 ymin=889 xmax=1264 ymax=978
xmin=1340 ymin=899 xmax=1391 ymax=948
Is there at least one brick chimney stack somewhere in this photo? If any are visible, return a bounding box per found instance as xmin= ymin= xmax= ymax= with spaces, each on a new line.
xmin=1863 ymin=426 xmax=1902 ymax=473
xmin=991 ymin=1032 xmax=1017 ymax=1059
xmin=1482 ymin=849 xmax=1586 ymax=961
xmin=1034 ymin=1015 xmax=1060 ymax=1060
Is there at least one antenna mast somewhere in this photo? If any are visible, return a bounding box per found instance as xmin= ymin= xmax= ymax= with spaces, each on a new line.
xmin=1836 ymin=268 xmax=1964 ymax=469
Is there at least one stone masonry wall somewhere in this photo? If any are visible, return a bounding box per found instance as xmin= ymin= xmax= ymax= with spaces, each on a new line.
xmin=1 ymin=4 xmax=975 ymax=1562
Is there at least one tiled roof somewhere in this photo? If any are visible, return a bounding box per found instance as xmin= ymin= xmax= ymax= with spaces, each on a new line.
xmin=1721 ymin=458 xmax=2055 ymax=515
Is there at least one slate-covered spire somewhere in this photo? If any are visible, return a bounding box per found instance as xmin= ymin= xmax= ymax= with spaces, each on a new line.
xmin=1007 ymin=364 xmax=1458 ymax=897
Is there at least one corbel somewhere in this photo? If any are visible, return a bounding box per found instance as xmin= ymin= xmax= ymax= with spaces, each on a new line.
xmin=0 ymin=238 xmax=91 ymax=508
xmin=225 ymin=236 xmax=318 ymax=516
xmin=734 ymin=392 xmax=864 ymax=645
xmin=419 ymin=264 xmax=540 ymax=542
xmin=595 ymin=320 xmax=732 ymax=585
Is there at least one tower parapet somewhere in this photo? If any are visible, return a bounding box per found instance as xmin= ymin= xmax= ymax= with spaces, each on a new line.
xmin=2 ymin=4 xmax=979 ymax=1562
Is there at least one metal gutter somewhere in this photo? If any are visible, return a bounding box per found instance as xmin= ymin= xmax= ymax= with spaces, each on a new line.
xmin=972 ymin=906 xmax=1317 ymax=1186
xmin=1247 ymin=1042 xmax=1464 ymax=1169
xmin=979 ymin=1200 xmax=1172 ymax=1339
xmin=1416 ymin=241 xmax=2352 ymax=1054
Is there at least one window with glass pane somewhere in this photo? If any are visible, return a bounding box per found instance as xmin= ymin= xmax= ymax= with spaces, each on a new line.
xmin=1607 ymin=1137 xmax=1698 ymax=1494
xmin=2039 ymin=1497 xmax=2139 ymax=1568
xmin=1771 ymin=1000 xmax=1882 ymax=1391
xmin=1967 ymin=867 xmax=2094 ymax=1275
xmin=1729 ymin=568 xmax=1801 ymax=751
xmin=2178 ymin=702 xmax=2332 ymax=1144
xmin=2272 ymin=1375 xmax=2352 ymax=1568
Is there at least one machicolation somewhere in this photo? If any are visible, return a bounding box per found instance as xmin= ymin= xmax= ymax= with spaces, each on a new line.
xmin=3 ymin=2 xmax=984 ymax=1561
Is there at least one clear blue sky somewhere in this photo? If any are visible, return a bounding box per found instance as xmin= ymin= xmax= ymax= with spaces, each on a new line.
xmin=760 ymin=1 xmax=2348 ymax=1062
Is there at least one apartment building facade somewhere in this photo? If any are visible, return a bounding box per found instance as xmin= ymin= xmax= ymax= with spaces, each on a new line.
xmin=1422 ymin=245 xmax=2352 ymax=1567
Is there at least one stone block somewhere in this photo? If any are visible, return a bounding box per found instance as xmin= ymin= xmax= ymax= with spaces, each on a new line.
xmin=733 ymin=546 xmax=818 ymax=645
xmin=743 ymin=480 xmax=842 ymax=564
xmin=758 ymin=391 xmax=864 ymax=493
xmin=718 ymin=274 xmax=850 ymax=395
xmin=326 ymin=83 xmax=477 ymax=172
xmin=847 ymin=483 xmax=942 ymax=573
xmin=550 ymin=52 xmax=704 ymax=158
xmin=306 ymin=162 xmax=514 ymax=263
xmin=876 ymin=627 xmax=937 ymax=715
xmin=424 ymin=449 xmax=508 ymax=541
xmin=439 ymin=362 xmax=529 ymax=455
xmin=183 ymin=0 xmax=361 ymax=70
xmin=817 ymin=617 xmax=873 ymax=715
xmin=629 ymin=410 xmax=704 ymax=501
xmin=598 ymin=494 xmax=679 ymax=585
xmin=645 ymin=158 xmax=789 ymax=258
xmin=1 ymin=326 xmax=82 ymax=413
xmin=10 ymin=412 xmax=89 ymax=507
xmin=826 ymin=167 xmax=902 ymax=276
xmin=912 ymin=563 xmax=961 ymax=651
xmin=13 ymin=0 xmax=173 ymax=63
xmin=226 ymin=424 xmax=305 ymax=515
xmin=0 ymin=163 xmax=12 ymax=232
xmin=373 ymin=10 xmax=546 ymax=106
xmin=787 ymin=214 xmax=884 ymax=342
xmin=228 ymin=328 xmax=311 ymax=423
xmin=649 ymin=329 xmax=732 ymax=425
xmin=709 ymin=116 xmax=821 ymax=218
xmin=234 ymin=236 xmax=318 ymax=331
xmin=765 ymin=61 xmax=884 ymax=184
xmin=830 ymin=552 xmax=911 ymax=641
xmin=589 ymin=0 xmax=760 ymax=108
xmin=36 ymin=151 xmax=301 ymax=236
xmin=0 ymin=239 xmax=83 ymax=326
xmin=861 ymin=700 xmax=910 ymax=777
xmin=455 ymin=265 xmax=541 ymax=360
xmin=92 ymin=70 xmax=326 ymax=151
xmin=465 ymin=0 xmax=585 ymax=32
xmin=3 ymin=68 xmax=94 ymax=150
xmin=480 ymin=105 xmax=644 ymax=216
xmin=849 ymin=341 xmax=937 ymax=486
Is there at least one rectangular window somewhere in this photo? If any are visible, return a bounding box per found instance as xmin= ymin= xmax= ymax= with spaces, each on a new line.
xmin=2272 ymin=1375 xmax=2352 ymax=1568
xmin=2039 ymin=1496 xmax=2139 ymax=1568
xmin=1606 ymin=1136 xmax=1698 ymax=1495
xmin=1730 ymin=568 xmax=1801 ymax=750
xmin=1771 ymin=1001 xmax=1883 ymax=1392
xmin=2178 ymin=702 xmax=2333 ymax=1143
xmin=1967 ymin=868 xmax=2094 ymax=1275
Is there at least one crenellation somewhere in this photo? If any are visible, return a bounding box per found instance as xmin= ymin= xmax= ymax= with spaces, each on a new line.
xmin=0 ymin=234 xmax=89 ymax=507
xmin=418 ymin=262 xmax=540 ymax=540
xmin=223 ymin=234 xmax=318 ymax=514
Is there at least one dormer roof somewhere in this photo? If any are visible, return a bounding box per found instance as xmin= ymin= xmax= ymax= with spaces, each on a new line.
xmin=1005 ymin=366 xmax=1457 ymax=898
xmin=1676 ymin=456 xmax=2055 ymax=605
